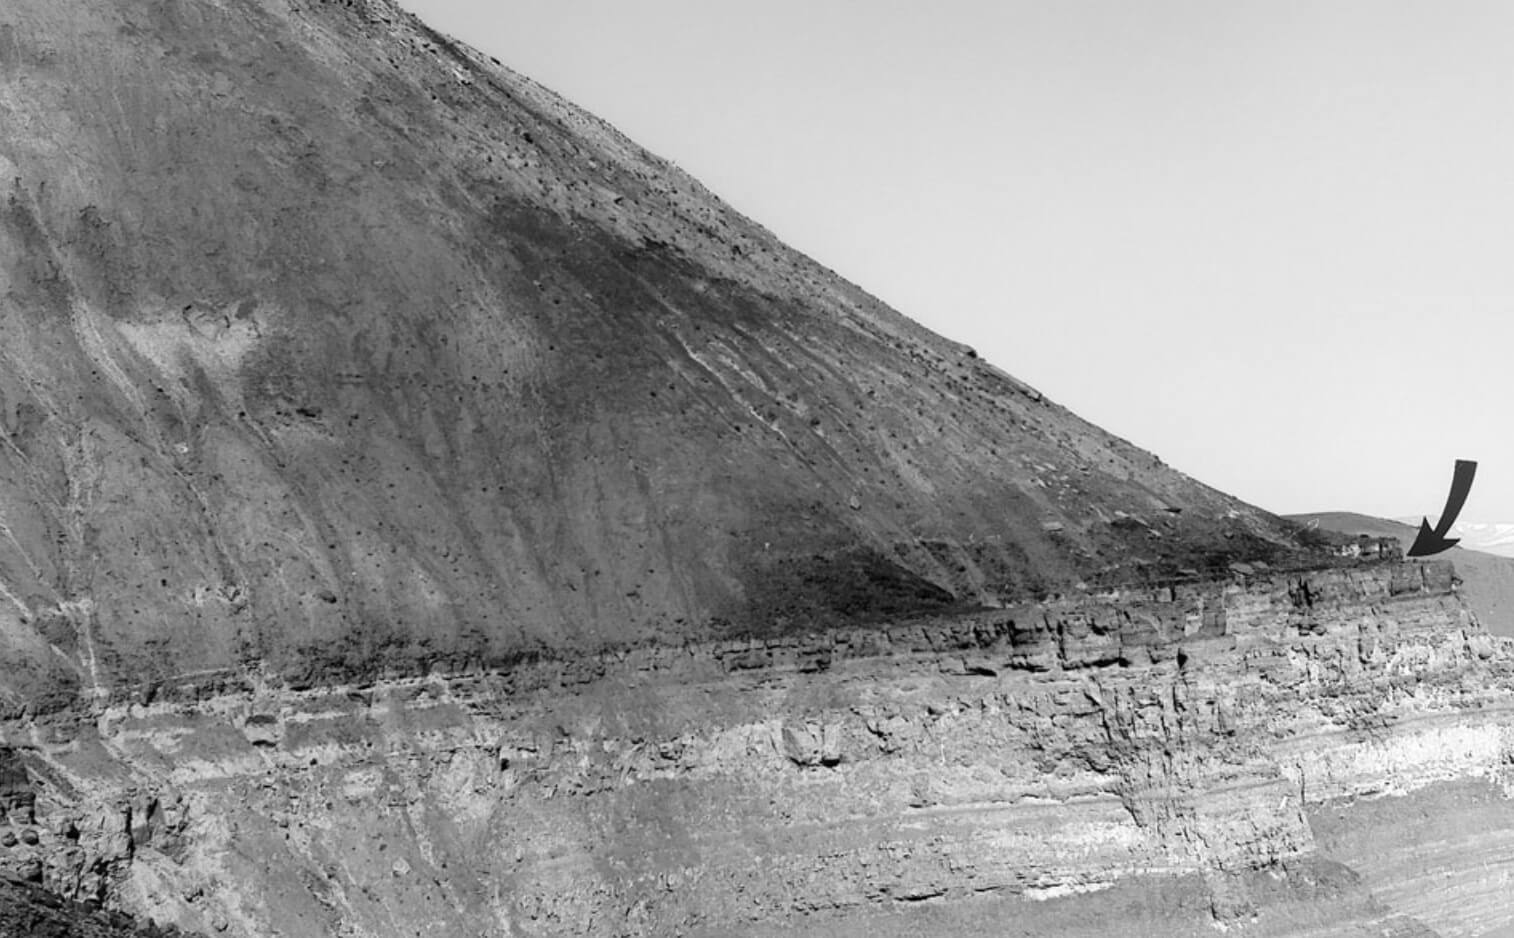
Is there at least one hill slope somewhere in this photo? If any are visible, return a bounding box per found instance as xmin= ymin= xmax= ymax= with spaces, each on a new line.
xmin=0 ymin=0 xmax=1312 ymax=712
xmin=1 ymin=7 xmax=1511 ymax=935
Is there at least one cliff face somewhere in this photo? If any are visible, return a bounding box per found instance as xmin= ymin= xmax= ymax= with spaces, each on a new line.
xmin=0 ymin=0 xmax=1314 ymax=715
xmin=1290 ymin=512 xmax=1514 ymax=638
xmin=4 ymin=3 xmax=1505 ymax=936
xmin=1 ymin=561 xmax=1510 ymax=937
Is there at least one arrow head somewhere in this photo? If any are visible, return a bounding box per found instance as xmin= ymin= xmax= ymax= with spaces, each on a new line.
xmin=1407 ymin=518 xmax=1460 ymax=558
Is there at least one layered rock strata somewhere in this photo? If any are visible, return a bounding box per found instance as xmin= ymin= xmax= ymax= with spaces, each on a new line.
xmin=0 ymin=560 xmax=1509 ymax=936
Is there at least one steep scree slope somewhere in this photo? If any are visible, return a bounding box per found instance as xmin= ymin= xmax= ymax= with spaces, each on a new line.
xmin=0 ymin=0 xmax=1312 ymax=711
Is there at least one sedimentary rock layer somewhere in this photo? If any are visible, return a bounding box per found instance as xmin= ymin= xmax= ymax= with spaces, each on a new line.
xmin=0 ymin=561 xmax=1508 ymax=936
xmin=0 ymin=2 xmax=1496 ymax=936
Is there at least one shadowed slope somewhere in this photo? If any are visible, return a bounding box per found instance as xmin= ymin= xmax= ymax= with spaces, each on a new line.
xmin=0 ymin=878 xmax=194 ymax=938
xmin=0 ymin=0 xmax=1311 ymax=712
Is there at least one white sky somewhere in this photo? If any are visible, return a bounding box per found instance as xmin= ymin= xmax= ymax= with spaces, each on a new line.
xmin=399 ymin=0 xmax=1514 ymax=523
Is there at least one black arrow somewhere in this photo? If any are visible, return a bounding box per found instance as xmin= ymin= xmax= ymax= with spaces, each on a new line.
xmin=1407 ymin=459 xmax=1478 ymax=557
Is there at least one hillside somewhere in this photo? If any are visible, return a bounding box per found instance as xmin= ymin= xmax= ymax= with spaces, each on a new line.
xmin=4 ymin=2 xmax=1513 ymax=937
xmin=0 ymin=0 xmax=1321 ymax=716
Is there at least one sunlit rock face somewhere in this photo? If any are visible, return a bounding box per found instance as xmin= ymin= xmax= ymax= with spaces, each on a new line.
xmin=11 ymin=1 xmax=1497 ymax=936
xmin=6 ymin=562 xmax=1514 ymax=938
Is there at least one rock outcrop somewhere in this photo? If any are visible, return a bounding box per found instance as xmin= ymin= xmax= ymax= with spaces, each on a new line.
xmin=0 ymin=876 xmax=193 ymax=938
xmin=0 ymin=560 xmax=1508 ymax=936
xmin=1291 ymin=511 xmax=1514 ymax=639
xmin=2 ymin=2 xmax=1505 ymax=936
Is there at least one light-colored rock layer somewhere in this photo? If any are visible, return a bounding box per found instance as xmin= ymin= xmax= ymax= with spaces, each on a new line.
xmin=0 ymin=561 xmax=1508 ymax=936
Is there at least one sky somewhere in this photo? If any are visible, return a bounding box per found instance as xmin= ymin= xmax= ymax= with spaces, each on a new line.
xmin=400 ymin=0 xmax=1514 ymax=523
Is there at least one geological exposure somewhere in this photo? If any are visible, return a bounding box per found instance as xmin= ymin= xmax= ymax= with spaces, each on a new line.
xmin=0 ymin=0 xmax=1511 ymax=935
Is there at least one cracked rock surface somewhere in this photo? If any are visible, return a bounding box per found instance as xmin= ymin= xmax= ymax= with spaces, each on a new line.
xmin=0 ymin=1 xmax=1501 ymax=936
xmin=0 ymin=562 xmax=1511 ymax=936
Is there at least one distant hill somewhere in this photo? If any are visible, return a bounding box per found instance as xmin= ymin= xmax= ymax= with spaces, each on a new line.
xmin=1391 ymin=519 xmax=1514 ymax=559
xmin=1289 ymin=512 xmax=1514 ymax=636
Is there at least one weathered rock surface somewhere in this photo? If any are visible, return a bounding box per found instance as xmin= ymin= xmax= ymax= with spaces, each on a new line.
xmin=1291 ymin=511 xmax=1514 ymax=638
xmin=0 ymin=876 xmax=193 ymax=938
xmin=0 ymin=0 xmax=1320 ymax=715
xmin=1 ymin=2 xmax=1503 ymax=936
xmin=0 ymin=561 xmax=1509 ymax=936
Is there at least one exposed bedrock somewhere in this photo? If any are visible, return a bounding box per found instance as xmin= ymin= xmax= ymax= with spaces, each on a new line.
xmin=0 ymin=2 xmax=1501 ymax=935
xmin=0 ymin=561 xmax=1508 ymax=936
